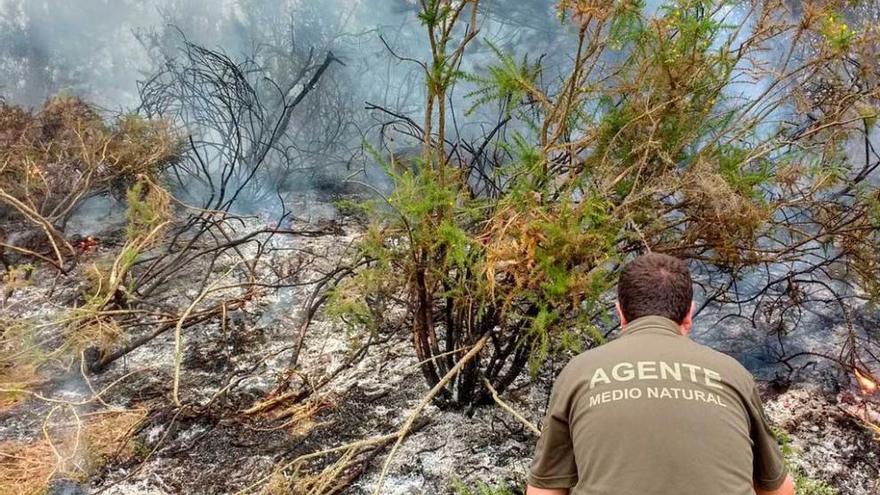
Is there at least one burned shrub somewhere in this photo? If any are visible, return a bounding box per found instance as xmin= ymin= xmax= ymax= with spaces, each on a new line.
xmin=680 ymin=161 xmax=770 ymax=266
xmin=137 ymin=33 xmax=342 ymax=214
xmin=0 ymin=96 xmax=180 ymax=267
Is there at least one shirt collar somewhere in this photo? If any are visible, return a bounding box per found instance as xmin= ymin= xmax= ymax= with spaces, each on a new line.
xmin=621 ymin=315 xmax=683 ymax=337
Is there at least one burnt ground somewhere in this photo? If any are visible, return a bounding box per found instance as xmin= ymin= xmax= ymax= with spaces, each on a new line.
xmin=763 ymin=387 xmax=880 ymax=494
xmin=1 ymin=221 xmax=879 ymax=495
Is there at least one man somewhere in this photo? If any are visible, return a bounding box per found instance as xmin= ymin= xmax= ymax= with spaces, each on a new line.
xmin=526 ymin=253 xmax=795 ymax=495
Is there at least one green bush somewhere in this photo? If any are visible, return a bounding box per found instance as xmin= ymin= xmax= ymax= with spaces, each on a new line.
xmin=452 ymin=479 xmax=516 ymax=495
xmin=331 ymin=0 xmax=880 ymax=407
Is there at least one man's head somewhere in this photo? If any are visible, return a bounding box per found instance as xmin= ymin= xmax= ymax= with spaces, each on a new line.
xmin=616 ymin=253 xmax=694 ymax=335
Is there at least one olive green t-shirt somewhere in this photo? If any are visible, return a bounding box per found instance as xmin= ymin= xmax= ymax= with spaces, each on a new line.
xmin=528 ymin=316 xmax=787 ymax=494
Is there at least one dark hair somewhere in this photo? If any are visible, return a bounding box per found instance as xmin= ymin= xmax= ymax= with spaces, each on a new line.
xmin=617 ymin=253 xmax=693 ymax=324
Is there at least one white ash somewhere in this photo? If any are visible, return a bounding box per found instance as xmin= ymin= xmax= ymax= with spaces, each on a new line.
xmin=3 ymin=219 xmax=876 ymax=495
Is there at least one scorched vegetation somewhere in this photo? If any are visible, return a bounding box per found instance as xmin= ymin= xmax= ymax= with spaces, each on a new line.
xmin=0 ymin=0 xmax=879 ymax=494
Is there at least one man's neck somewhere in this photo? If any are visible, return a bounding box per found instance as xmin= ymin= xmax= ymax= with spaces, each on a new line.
xmin=621 ymin=315 xmax=689 ymax=337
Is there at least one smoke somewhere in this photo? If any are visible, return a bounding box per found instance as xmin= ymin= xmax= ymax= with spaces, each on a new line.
xmin=3 ymin=1 xmax=869 ymax=218
xmin=0 ymin=0 xmax=571 ymax=114
xmin=0 ymin=0 xmax=576 ymax=222
xmin=0 ymin=0 xmax=809 ymax=222
xmin=0 ymin=0 xmax=165 ymax=108
xmin=0 ymin=2 xmax=489 ymax=102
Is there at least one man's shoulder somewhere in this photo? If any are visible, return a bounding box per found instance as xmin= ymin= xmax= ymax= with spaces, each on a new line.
xmin=556 ymin=340 xmax=631 ymax=383
xmin=553 ymin=347 xmax=606 ymax=387
xmin=559 ymin=335 xmax=757 ymax=389
xmin=562 ymin=341 xmax=618 ymax=369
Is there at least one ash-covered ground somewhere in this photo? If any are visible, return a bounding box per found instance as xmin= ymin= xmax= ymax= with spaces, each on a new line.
xmin=1 ymin=216 xmax=878 ymax=495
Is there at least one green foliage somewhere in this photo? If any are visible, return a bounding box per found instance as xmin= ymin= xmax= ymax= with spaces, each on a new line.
xmin=773 ymin=426 xmax=795 ymax=457
xmin=609 ymin=0 xmax=647 ymax=49
xmin=0 ymin=316 xmax=47 ymax=408
xmin=125 ymin=179 xmax=171 ymax=242
xmin=333 ymin=198 xmax=375 ymax=220
xmin=451 ymin=479 xmax=515 ymax=495
xmin=773 ymin=427 xmax=838 ymax=495
xmin=715 ymin=145 xmax=771 ymax=199
xmin=465 ymin=41 xmax=542 ymax=116
xmin=391 ymin=166 xmax=460 ymax=223
xmin=0 ymin=263 xmax=34 ymax=293
xmin=327 ymin=265 xmax=386 ymax=333
xmin=498 ymin=133 xmax=544 ymax=189
xmin=438 ymin=218 xmax=472 ymax=269
xmin=820 ymin=13 xmax=856 ymax=52
xmin=794 ymin=473 xmax=838 ymax=495
xmin=417 ymin=0 xmax=453 ymax=28
xmin=67 ymin=179 xmax=173 ymax=357
xmin=856 ymin=102 xmax=878 ymax=129
xmin=527 ymin=307 xmax=556 ymax=375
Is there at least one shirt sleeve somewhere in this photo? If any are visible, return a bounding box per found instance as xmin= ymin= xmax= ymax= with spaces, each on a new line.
xmin=746 ymin=383 xmax=788 ymax=490
xmin=527 ymin=368 xmax=578 ymax=489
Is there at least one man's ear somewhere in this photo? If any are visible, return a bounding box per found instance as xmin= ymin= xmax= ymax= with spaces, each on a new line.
xmin=679 ymin=301 xmax=695 ymax=336
xmin=615 ymin=301 xmax=628 ymax=328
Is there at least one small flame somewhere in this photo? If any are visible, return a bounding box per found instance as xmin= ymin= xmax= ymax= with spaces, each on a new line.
xmin=76 ymin=236 xmax=100 ymax=253
xmin=855 ymin=369 xmax=878 ymax=395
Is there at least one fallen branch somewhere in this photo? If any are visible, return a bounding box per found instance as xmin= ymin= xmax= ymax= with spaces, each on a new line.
xmin=235 ymin=433 xmax=397 ymax=495
xmin=371 ymin=334 xmax=489 ymax=495
xmin=173 ymin=262 xmax=242 ymax=406
xmin=236 ymin=336 xmax=488 ymax=494
xmin=90 ymin=293 xmax=254 ymax=372
xmin=483 ymin=377 xmax=540 ymax=435
xmin=0 ymin=189 xmax=77 ymax=269
xmin=243 ymin=331 xmax=385 ymax=417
